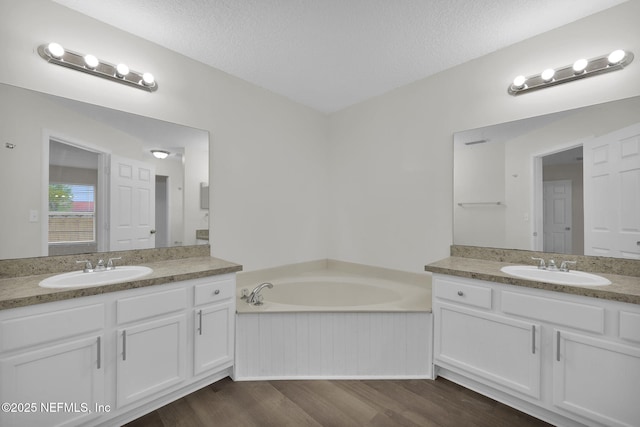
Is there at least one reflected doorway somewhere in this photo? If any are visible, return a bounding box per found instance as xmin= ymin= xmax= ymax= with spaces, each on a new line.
xmin=534 ymin=146 xmax=584 ymax=255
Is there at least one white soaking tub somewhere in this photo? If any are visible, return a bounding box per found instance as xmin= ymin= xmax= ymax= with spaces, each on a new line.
xmin=234 ymin=262 xmax=433 ymax=380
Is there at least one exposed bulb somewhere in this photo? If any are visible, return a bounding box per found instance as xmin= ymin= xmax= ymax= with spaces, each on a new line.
xmin=541 ymin=68 xmax=555 ymax=82
xmin=115 ymin=63 xmax=129 ymax=78
xmin=607 ymin=49 xmax=625 ymax=65
xmin=572 ymin=58 xmax=588 ymax=74
xmin=47 ymin=42 xmax=65 ymax=59
xmin=512 ymin=75 xmax=526 ymax=89
xmin=142 ymin=72 xmax=155 ymax=86
xmin=84 ymin=54 xmax=99 ymax=69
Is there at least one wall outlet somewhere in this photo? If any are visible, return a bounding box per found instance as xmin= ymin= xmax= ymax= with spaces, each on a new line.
xmin=29 ymin=209 xmax=39 ymax=223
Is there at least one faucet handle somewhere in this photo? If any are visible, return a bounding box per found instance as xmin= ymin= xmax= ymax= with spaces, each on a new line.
xmin=560 ymin=260 xmax=577 ymax=272
xmin=531 ymin=257 xmax=546 ymax=269
xmin=107 ymin=257 xmax=122 ymax=269
xmin=76 ymin=260 xmax=93 ymax=272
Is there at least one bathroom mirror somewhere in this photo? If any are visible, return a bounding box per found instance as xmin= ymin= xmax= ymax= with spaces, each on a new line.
xmin=0 ymin=83 xmax=210 ymax=260
xmin=454 ymin=95 xmax=640 ymax=260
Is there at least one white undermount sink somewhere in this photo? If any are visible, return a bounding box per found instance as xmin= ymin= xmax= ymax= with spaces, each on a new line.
xmin=39 ymin=266 xmax=153 ymax=289
xmin=500 ymin=265 xmax=611 ymax=286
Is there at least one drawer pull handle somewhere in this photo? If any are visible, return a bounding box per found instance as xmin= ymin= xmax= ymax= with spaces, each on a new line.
xmin=457 ymin=291 xmax=464 ymax=296
xmin=556 ymin=331 xmax=561 ymax=362
xmin=531 ymin=325 xmax=535 ymax=354
xmin=214 ymin=289 xmax=220 ymax=295
xmin=122 ymin=330 xmax=127 ymax=361
xmin=198 ymin=310 xmax=203 ymax=335
xmin=97 ymin=337 xmax=101 ymax=369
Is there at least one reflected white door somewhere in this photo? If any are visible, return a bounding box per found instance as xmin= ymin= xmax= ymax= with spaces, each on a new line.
xmin=543 ymin=180 xmax=572 ymax=254
xmin=584 ymin=123 xmax=640 ymax=259
xmin=110 ymin=156 xmax=155 ymax=251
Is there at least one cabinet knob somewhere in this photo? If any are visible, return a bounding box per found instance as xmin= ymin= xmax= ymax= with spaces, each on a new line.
xmin=457 ymin=291 xmax=464 ymax=296
xmin=214 ymin=289 xmax=220 ymax=295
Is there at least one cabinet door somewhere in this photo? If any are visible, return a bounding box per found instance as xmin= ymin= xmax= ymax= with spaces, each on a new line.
xmin=0 ymin=335 xmax=104 ymax=427
xmin=435 ymin=303 xmax=541 ymax=399
xmin=554 ymin=330 xmax=640 ymax=427
xmin=116 ymin=314 xmax=187 ymax=408
xmin=194 ymin=303 xmax=234 ymax=376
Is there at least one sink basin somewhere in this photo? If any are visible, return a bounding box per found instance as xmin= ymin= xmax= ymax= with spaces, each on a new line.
xmin=39 ymin=266 xmax=153 ymax=289
xmin=500 ymin=265 xmax=611 ymax=286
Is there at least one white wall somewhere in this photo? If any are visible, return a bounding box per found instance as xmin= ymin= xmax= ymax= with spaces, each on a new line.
xmin=327 ymin=1 xmax=640 ymax=272
xmin=0 ymin=0 xmax=329 ymax=271
xmin=1 ymin=0 xmax=639 ymax=273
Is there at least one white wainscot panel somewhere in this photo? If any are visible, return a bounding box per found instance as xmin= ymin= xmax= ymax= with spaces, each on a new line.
xmin=234 ymin=312 xmax=432 ymax=380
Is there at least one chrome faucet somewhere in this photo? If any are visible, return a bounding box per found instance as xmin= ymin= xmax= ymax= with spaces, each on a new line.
xmin=547 ymin=259 xmax=558 ymax=271
xmin=246 ymin=282 xmax=273 ymax=305
xmin=107 ymin=257 xmax=122 ymax=270
xmin=95 ymin=259 xmax=106 ymax=271
xmin=76 ymin=259 xmax=93 ymax=273
xmin=560 ymin=260 xmax=577 ymax=272
xmin=531 ymin=257 xmax=546 ymax=269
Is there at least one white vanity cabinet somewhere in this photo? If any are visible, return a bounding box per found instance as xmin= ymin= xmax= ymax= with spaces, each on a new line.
xmin=193 ymin=276 xmax=235 ymax=376
xmin=433 ymin=273 xmax=640 ymax=427
xmin=0 ymin=272 xmax=237 ymax=427
xmin=0 ymin=303 xmax=106 ymax=427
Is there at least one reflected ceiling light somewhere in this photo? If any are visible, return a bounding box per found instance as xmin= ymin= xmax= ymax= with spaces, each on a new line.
xmin=508 ymin=49 xmax=633 ymax=96
xmin=151 ymin=149 xmax=170 ymax=159
xmin=37 ymin=43 xmax=158 ymax=92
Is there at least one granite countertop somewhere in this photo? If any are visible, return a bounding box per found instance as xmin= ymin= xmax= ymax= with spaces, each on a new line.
xmin=425 ymin=256 xmax=640 ymax=305
xmin=0 ymin=256 xmax=242 ymax=311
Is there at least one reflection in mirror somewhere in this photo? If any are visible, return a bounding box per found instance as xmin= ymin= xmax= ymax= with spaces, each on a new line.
xmin=0 ymin=83 xmax=210 ymax=260
xmin=454 ymin=96 xmax=640 ymax=260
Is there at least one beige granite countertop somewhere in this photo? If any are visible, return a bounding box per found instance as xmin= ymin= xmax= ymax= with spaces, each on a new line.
xmin=0 ymin=256 xmax=242 ymax=310
xmin=425 ymin=256 xmax=640 ymax=305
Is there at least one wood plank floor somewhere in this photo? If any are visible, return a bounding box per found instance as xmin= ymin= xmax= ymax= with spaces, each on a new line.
xmin=124 ymin=377 xmax=553 ymax=427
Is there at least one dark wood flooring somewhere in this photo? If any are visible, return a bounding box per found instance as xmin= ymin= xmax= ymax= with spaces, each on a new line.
xmin=124 ymin=377 xmax=553 ymax=427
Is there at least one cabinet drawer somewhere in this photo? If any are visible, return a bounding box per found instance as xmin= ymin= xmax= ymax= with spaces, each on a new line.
xmin=620 ymin=311 xmax=640 ymax=343
xmin=0 ymin=304 xmax=104 ymax=352
xmin=502 ymin=291 xmax=604 ymax=334
xmin=434 ymin=278 xmax=492 ymax=309
xmin=117 ymin=288 xmax=187 ymax=325
xmin=194 ymin=277 xmax=235 ymax=306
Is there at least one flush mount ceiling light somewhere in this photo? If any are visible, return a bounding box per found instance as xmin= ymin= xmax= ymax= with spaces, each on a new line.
xmin=151 ymin=149 xmax=170 ymax=159
xmin=38 ymin=42 xmax=158 ymax=92
xmin=508 ymin=49 xmax=633 ymax=95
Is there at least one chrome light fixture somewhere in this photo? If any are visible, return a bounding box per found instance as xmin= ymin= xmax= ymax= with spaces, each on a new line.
xmin=38 ymin=42 xmax=158 ymax=92
xmin=508 ymin=49 xmax=633 ymax=95
xmin=151 ymin=150 xmax=170 ymax=159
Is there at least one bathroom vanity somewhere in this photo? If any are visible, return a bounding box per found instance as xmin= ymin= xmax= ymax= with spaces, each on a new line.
xmin=426 ymin=251 xmax=640 ymax=427
xmin=0 ymin=251 xmax=241 ymax=427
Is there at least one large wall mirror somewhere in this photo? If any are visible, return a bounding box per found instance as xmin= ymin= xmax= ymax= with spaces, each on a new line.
xmin=454 ymin=96 xmax=640 ymax=260
xmin=0 ymin=83 xmax=210 ymax=260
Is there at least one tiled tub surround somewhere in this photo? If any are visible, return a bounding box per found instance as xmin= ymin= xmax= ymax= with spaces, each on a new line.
xmin=427 ymin=246 xmax=640 ymax=427
xmin=0 ymin=245 xmax=242 ymax=310
xmin=234 ymin=260 xmax=433 ymax=380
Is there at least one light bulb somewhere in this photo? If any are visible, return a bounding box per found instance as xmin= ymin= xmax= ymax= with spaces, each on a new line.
xmin=84 ymin=54 xmax=99 ymax=69
xmin=116 ymin=63 xmax=129 ymax=78
xmin=151 ymin=150 xmax=170 ymax=159
xmin=572 ymin=58 xmax=588 ymax=74
xmin=512 ymin=75 xmax=526 ymax=89
xmin=607 ymin=49 xmax=625 ymax=65
xmin=541 ymin=68 xmax=555 ymax=82
xmin=142 ymin=72 xmax=155 ymax=86
xmin=47 ymin=42 xmax=65 ymax=59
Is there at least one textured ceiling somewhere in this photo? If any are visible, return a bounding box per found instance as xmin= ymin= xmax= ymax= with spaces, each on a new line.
xmin=53 ymin=0 xmax=627 ymax=113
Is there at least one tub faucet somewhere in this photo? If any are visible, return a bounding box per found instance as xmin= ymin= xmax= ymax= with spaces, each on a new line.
xmin=247 ymin=282 xmax=273 ymax=305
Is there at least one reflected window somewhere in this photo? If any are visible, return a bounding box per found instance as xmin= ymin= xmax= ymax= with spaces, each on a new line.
xmin=48 ymin=183 xmax=96 ymax=243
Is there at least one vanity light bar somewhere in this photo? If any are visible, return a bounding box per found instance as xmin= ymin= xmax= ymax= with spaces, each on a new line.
xmin=37 ymin=43 xmax=158 ymax=92
xmin=508 ymin=49 xmax=633 ymax=95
